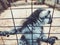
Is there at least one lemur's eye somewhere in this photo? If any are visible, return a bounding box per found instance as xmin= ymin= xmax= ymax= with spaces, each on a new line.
xmin=45 ymin=16 xmax=47 ymax=18
xmin=42 ymin=15 xmax=48 ymax=19
xmin=40 ymin=16 xmax=47 ymax=19
xmin=48 ymin=11 xmax=50 ymax=14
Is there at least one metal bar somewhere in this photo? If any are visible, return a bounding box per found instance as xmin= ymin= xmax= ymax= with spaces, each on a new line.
xmin=31 ymin=0 xmax=33 ymax=45
xmin=0 ymin=17 xmax=60 ymax=20
xmin=47 ymin=1 xmax=56 ymax=45
xmin=1 ymin=37 xmax=5 ymax=45
xmin=9 ymin=2 xmax=19 ymax=45
xmin=1 ymin=26 xmax=60 ymax=27
xmin=0 ymin=38 xmax=60 ymax=40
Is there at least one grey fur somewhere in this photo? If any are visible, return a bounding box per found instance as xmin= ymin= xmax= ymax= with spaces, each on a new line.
xmin=0 ymin=8 xmax=58 ymax=45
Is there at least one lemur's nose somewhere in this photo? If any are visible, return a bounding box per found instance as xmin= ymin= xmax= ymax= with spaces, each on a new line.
xmin=48 ymin=11 xmax=50 ymax=14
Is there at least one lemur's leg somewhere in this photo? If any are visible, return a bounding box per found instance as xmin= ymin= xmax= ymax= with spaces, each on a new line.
xmin=34 ymin=26 xmax=58 ymax=45
xmin=37 ymin=34 xmax=58 ymax=45
xmin=18 ymin=35 xmax=29 ymax=45
xmin=33 ymin=41 xmax=40 ymax=45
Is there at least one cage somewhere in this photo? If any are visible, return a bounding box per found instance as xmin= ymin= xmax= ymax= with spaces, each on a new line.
xmin=0 ymin=0 xmax=60 ymax=45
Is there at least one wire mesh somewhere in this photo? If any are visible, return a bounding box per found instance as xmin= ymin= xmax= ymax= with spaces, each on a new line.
xmin=0 ymin=0 xmax=60 ymax=45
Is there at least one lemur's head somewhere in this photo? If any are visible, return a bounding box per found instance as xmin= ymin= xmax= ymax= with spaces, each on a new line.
xmin=39 ymin=9 xmax=52 ymax=24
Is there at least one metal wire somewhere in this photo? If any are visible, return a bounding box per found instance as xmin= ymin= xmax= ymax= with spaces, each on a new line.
xmin=47 ymin=1 xmax=56 ymax=45
xmin=1 ymin=37 xmax=5 ymax=45
xmin=31 ymin=0 xmax=33 ymax=45
xmin=0 ymin=17 xmax=60 ymax=19
xmin=9 ymin=2 xmax=19 ymax=45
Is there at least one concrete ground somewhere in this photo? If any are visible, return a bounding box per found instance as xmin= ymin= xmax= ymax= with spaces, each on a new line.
xmin=0 ymin=2 xmax=60 ymax=45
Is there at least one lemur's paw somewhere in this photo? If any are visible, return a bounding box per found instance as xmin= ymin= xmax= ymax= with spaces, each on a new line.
xmin=0 ymin=31 xmax=9 ymax=37
xmin=0 ymin=31 xmax=3 ymax=36
xmin=48 ymin=36 xmax=58 ymax=45
xmin=0 ymin=31 xmax=5 ymax=36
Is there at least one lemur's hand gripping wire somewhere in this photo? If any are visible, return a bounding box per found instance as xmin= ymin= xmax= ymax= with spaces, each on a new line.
xmin=42 ymin=36 xmax=58 ymax=45
xmin=48 ymin=36 xmax=58 ymax=45
xmin=37 ymin=36 xmax=58 ymax=45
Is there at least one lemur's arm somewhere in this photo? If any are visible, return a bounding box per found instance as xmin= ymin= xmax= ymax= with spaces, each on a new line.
xmin=0 ymin=28 xmax=22 ymax=37
xmin=0 ymin=25 xmax=30 ymax=37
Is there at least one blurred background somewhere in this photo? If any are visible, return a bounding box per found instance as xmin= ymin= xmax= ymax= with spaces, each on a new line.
xmin=0 ymin=0 xmax=60 ymax=45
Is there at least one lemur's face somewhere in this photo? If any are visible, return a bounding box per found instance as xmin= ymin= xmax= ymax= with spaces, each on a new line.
xmin=39 ymin=9 xmax=52 ymax=24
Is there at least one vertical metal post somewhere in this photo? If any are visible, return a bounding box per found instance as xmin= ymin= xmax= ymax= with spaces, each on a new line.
xmin=8 ymin=1 xmax=19 ymax=45
xmin=47 ymin=0 xmax=56 ymax=45
xmin=31 ymin=0 xmax=33 ymax=45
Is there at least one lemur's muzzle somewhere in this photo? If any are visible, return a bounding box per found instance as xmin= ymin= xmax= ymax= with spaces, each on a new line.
xmin=47 ymin=10 xmax=52 ymax=24
xmin=48 ymin=11 xmax=50 ymax=14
